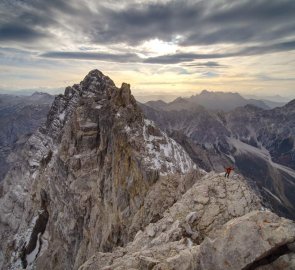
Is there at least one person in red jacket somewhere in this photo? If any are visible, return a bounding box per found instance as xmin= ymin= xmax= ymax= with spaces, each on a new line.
xmin=225 ymin=167 xmax=234 ymax=178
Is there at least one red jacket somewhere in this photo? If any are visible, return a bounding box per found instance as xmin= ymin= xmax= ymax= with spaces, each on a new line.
xmin=225 ymin=167 xmax=234 ymax=173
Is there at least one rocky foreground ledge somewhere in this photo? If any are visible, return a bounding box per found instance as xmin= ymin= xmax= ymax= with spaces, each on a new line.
xmin=0 ymin=70 xmax=294 ymax=270
xmin=78 ymin=173 xmax=295 ymax=270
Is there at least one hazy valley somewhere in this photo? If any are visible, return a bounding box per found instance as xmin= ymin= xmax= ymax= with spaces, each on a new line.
xmin=0 ymin=93 xmax=54 ymax=182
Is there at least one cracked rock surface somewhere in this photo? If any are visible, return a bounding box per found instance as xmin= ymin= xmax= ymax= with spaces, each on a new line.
xmin=80 ymin=173 xmax=288 ymax=270
xmin=79 ymin=210 xmax=295 ymax=270
xmin=78 ymin=173 xmax=295 ymax=270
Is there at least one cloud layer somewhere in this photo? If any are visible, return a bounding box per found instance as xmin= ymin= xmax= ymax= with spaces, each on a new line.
xmin=0 ymin=0 xmax=294 ymax=96
xmin=1 ymin=0 xmax=295 ymax=52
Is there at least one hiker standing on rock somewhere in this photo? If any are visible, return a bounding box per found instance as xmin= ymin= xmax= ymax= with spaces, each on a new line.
xmin=225 ymin=167 xmax=234 ymax=178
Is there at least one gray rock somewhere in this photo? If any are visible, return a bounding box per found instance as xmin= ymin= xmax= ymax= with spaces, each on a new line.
xmin=0 ymin=70 xmax=195 ymax=270
xmin=199 ymin=211 xmax=295 ymax=270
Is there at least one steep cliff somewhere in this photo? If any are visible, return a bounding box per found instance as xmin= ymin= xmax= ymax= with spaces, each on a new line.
xmin=0 ymin=70 xmax=196 ymax=269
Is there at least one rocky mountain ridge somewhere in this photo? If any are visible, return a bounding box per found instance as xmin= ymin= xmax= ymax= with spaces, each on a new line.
xmin=141 ymin=98 xmax=295 ymax=220
xmin=145 ymin=90 xmax=286 ymax=112
xmin=0 ymin=70 xmax=294 ymax=270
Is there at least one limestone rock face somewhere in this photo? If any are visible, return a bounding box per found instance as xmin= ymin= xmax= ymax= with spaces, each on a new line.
xmin=199 ymin=211 xmax=295 ymax=270
xmin=0 ymin=70 xmax=295 ymax=270
xmin=0 ymin=70 xmax=195 ymax=270
xmin=78 ymin=176 xmax=295 ymax=270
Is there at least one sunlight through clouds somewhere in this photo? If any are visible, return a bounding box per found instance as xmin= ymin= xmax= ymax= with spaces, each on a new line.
xmin=140 ymin=38 xmax=178 ymax=56
xmin=0 ymin=0 xmax=294 ymax=98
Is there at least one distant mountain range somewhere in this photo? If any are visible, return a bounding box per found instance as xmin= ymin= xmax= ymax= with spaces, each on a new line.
xmin=0 ymin=88 xmax=64 ymax=96
xmin=145 ymin=90 xmax=287 ymax=112
xmin=0 ymin=92 xmax=54 ymax=182
xmin=244 ymin=94 xmax=292 ymax=103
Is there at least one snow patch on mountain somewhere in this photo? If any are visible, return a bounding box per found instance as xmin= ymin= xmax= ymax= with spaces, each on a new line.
xmin=58 ymin=111 xmax=66 ymax=121
xmin=142 ymin=119 xmax=195 ymax=175
xmin=26 ymin=233 xmax=41 ymax=266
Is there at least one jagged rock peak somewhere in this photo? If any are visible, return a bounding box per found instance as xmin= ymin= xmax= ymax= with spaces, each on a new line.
xmin=79 ymin=69 xmax=135 ymax=108
xmin=42 ymin=69 xmax=136 ymax=142
xmin=0 ymin=69 xmax=198 ymax=269
xmin=80 ymin=69 xmax=116 ymax=96
xmin=24 ymin=69 xmax=194 ymax=179
xmin=69 ymin=69 xmax=135 ymax=108
xmin=84 ymin=69 xmax=115 ymax=84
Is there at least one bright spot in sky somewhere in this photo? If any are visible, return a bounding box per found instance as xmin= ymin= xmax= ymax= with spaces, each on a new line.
xmin=142 ymin=39 xmax=177 ymax=56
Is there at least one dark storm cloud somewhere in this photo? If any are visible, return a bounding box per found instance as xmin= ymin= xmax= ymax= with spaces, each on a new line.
xmin=0 ymin=0 xmax=76 ymax=43
xmin=41 ymin=50 xmax=229 ymax=63
xmin=241 ymin=40 xmax=295 ymax=55
xmin=182 ymin=20 xmax=295 ymax=46
xmin=41 ymin=51 xmax=141 ymax=63
xmin=0 ymin=24 xmax=48 ymax=42
xmin=0 ymin=0 xmax=295 ymax=61
xmin=42 ymin=51 xmax=226 ymax=64
xmin=86 ymin=1 xmax=203 ymax=45
xmin=209 ymin=0 xmax=295 ymax=23
xmin=84 ymin=0 xmax=295 ymax=47
xmin=144 ymin=53 xmax=223 ymax=64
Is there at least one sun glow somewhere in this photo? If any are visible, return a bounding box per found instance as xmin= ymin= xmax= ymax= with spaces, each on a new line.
xmin=142 ymin=38 xmax=177 ymax=56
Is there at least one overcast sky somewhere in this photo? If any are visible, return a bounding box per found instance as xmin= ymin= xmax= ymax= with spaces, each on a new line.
xmin=0 ymin=0 xmax=294 ymax=100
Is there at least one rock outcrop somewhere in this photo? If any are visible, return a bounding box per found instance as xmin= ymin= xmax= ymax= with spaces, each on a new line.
xmin=0 ymin=70 xmax=294 ymax=270
xmin=78 ymin=175 xmax=295 ymax=270
xmin=0 ymin=70 xmax=195 ymax=269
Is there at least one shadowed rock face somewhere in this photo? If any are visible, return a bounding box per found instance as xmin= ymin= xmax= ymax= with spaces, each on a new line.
xmin=20 ymin=209 xmax=49 ymax=268
xmin=0 ymin=70 xmax=295 ymax=270
xmin=20 ymin=189 xmax=49 ymax=268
